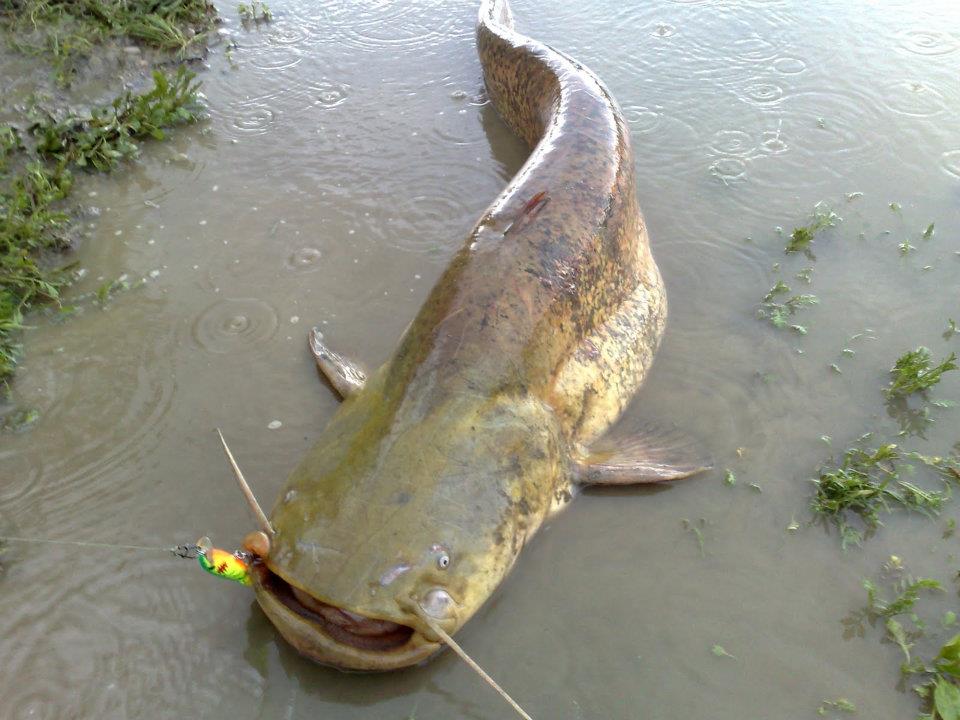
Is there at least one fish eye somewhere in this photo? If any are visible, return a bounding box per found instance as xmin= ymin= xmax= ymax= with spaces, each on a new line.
xmin=437 ymin=553 xmax=451 ymax=569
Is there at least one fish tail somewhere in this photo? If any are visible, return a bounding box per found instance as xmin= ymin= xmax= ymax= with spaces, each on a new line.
xmin=478 ymin=0 xmax=514 ymax=32
xmin=477 ymin=0 xmax=558 ymax=148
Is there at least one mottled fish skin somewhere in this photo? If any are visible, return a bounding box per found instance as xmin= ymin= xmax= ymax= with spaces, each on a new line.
xmin=251 ymin=0 xmax=667 ymax=671
xmin=473 ymin=0 xmax=666 ymax=443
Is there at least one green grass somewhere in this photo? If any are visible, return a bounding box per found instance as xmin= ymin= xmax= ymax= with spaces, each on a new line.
xmin=811 ymin=444 xmax=960 ymax=548
xmin=0 ymin=67 xmax=202 ymax=391
xmin=238 ymin=1 xmax=271 ymax=23
xmin=31 ymin=66 xmax=202 ymax=170
xmin=885 ymin=347 xmax=958 ymax=400
xmin=757 ymin=279 xmax=818 ymax=332
xmin=0 ymin=0 xmax=217 ymax=84
xmin=785 ymin=205 xmax=840 ymax=255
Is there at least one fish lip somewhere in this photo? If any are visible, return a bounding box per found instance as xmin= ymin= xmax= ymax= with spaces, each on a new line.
xmin=251 ymin=567 xmax=443 ymax=671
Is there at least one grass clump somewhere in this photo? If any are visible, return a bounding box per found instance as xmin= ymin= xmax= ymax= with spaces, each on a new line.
xmin=238 ymin=1 xmax=271 ymax=23
xmin=0 ymin=0 xmax=217 ymax=83
xmin=0 ymin=68 xmax=202 ymax=389
xmin=811 ymin=444 xmax=959 ymax=548
xmin=0 ymin=162 xmax=73 ymax=380
xmin=757 ymin=280 xmax=818 ymax=333
xmin=817 ymin=698 xmax=856 ymax=715
xmin=31 ymin=66 xmax=202 ymax=170
xmin=885 ymin=347 xmax=957 ymax=400
xmin=785 ymin=204 xmax=840 ymax=254
xmin=842 ymin=560 xmax=960 ymax=720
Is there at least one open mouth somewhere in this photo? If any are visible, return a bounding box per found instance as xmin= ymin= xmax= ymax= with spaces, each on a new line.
xmin=261 ymin=570 xmax=415 ymax=652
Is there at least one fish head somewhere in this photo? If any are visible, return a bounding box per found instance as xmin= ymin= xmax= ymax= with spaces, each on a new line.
xmin=249 ymin=388 xmax=566 ymax=670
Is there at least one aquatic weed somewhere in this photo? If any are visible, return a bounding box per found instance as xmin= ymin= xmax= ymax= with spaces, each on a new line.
xmin=238 ymin=1 xmax=271 ymax=23
xmin=843 ymin=561 xmax=960 ymax=719
xmin=757 ymin=280 xmax=818 ymax=330
xmin=817 ymin=698 xmax=856 ymax=715
xmin=884 ymin=347 xmax=957 ymax=400
xmin=785 ymin=204 xmax=840 ymax=255
xmin=811 ymin=445 xmax=958 ymax=548
xmin=944 ymin=320 xmax=957 ymax=341
xmin=31 ymin=67 xmax=203 ymax=171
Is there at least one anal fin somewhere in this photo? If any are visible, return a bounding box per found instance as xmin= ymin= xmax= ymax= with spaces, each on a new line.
xmin=573 ymin=423 xmax=711 ymax=485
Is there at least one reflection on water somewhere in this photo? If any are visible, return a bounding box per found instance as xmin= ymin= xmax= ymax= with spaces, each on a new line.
xmin=2 ymin=0 xmax=960 ymax=718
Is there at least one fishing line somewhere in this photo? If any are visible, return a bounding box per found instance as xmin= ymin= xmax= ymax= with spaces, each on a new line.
xmin=0 ymin=536 xmax=173 ymax=552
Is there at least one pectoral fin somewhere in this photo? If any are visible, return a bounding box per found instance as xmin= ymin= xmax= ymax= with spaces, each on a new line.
xmin=573 ymin=424 xmax=711 ymax=485
xmin=309 ymin=327 xmax=367 ymax=399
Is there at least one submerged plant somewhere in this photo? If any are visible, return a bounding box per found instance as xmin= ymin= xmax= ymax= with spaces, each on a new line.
xmin=945 ymin=320 xmax=957 ymax=341
xmin=757 ymin=280 xmax=818 ymax=330
xmin=238 ymin=1 xmax=271 ymax=22
xmin=885 ymin=347 xmax=957 ymax=400
xmin=811 ymin=445 xmax=959 ymax=548
xmin=785 ymin=204 xmax=840 ymax=254
xmin=842 ymin=561 xmax=960 ymax=719
xmin=817 ymin=698 xmax=856 ymax=715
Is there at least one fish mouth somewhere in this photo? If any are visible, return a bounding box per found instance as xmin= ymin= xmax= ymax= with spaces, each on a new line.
xmin=252 ymin=567 xmax=442 ymax=671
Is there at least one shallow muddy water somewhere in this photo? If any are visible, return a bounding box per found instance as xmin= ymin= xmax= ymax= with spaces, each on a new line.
xmin=3 ymin=0 xmax=960 ymax=718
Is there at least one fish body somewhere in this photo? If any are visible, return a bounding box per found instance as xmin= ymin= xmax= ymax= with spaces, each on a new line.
xmin=250 ymin=0 xmax=702 ymax=671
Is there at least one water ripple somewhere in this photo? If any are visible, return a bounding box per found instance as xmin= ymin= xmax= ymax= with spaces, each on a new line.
xmin=709 ymin=129 xmax=757 ymax=157
xmin=880 ymin=80 xmax=948 ymax=118
xmin=897 ymin=29 xmax=959 ymax=56
xmin=771 ymin=56 xmax=807 ymax=75
xmin=191 ymin=298 xmax=279 ymax=354
xmin=6 ymin=313 xmax=177 ymax=534
xmin=247 ymin=46 xmax=304 ymax=71
xmin=285 ymin=246 xmax=324 ymax=273
xmin=740 ymin=78 xmax=785 ymax=106
xmin=431 ymin=107 xmax=484 ymax=146
xmin=621 ymin=105 xmax=662 ymax=134
xmin=939 ymin=150 xmax=960 ymax=180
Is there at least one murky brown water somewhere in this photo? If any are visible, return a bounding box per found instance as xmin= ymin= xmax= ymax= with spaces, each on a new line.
xmin=3 ymin=0 xmax=960 ymax=717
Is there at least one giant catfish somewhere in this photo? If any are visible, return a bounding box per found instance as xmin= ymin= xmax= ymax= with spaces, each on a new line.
xmin=236 ymin=0 xmax=707 ymax=671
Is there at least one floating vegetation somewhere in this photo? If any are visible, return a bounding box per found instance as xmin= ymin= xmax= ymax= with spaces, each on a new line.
xmin=944 ymin=320 xmax=957 ymax=341
xmin=682 ymin=518 xmax=707 ymax=557
xmin=817 ymin=698 xmax=856 ymax=715
xmin=923 ymin=223 xmax=936 ymax=240
xmin=811 ymin=445 xmax=960 ymax=548
xmin=723 ymin=469 xmax=736 ymax=486
xmin=884 ymin=347 xmax=957 ymax=400
xmin=0 ymin=68 xmax=203 ymax=390
xmin=710 ymin=644 xmax=735 ymax=660
xmin=757 ymin=280 xmax=818 ymax=331
xmin=785 ymin=204 xmax=840 ymax=255
xmin=841 ymin=560 xmax=960 ymax=719
xmin=238 ymin=1 xmax=272 ymax=23
xmin=0 ymin=0 xmax=217 ymax=84
xmin=864 ymin=574 xmax=942 ymax=621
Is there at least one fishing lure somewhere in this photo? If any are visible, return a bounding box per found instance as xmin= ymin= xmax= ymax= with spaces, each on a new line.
xmin=174 ymin=536 xmax=252 ymax=586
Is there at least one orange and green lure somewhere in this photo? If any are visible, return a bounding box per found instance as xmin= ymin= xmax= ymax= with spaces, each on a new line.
xmin=192 ymin=536 xmax=251 ymax=586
